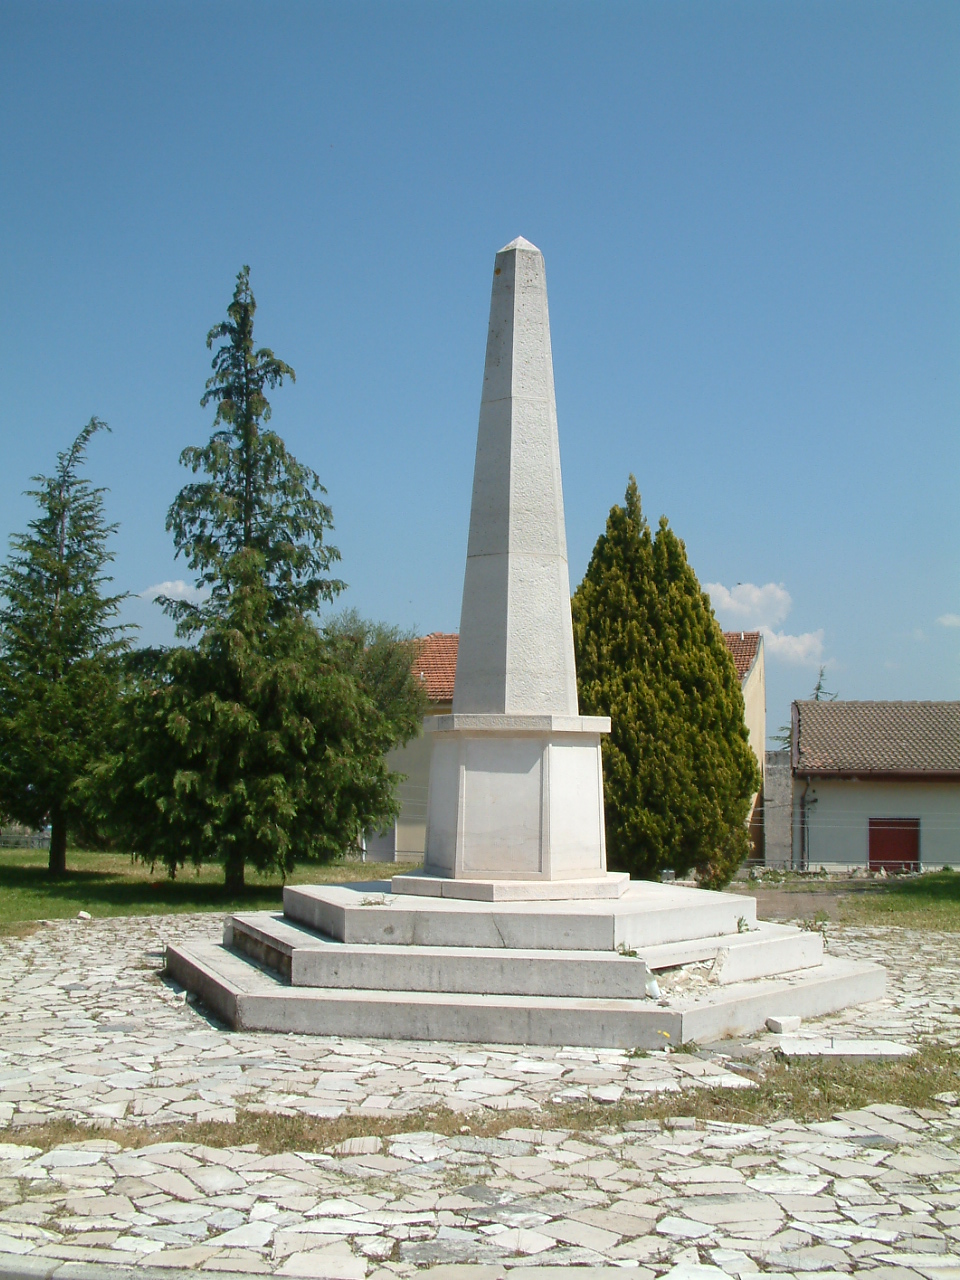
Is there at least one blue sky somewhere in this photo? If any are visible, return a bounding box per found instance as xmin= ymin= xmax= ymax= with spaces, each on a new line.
xmin=1 ymin=0 xmax=958 ymax=743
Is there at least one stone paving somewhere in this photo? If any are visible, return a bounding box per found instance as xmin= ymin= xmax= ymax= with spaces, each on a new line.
xmin=0 ymin=913 xmax=959 ymax=1278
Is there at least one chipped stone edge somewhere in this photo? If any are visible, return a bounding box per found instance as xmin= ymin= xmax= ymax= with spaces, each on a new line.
xmin=0 ymin=1256 xmax=260 ymax=1280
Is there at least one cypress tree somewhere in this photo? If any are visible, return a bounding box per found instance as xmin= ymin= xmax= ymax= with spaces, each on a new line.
xmin=572 ymin=478 xmax=759 ymax=887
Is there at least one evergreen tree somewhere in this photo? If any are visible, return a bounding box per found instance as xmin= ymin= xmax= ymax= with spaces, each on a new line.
xmin=164 ymin=265 xmax=344 ymax=636
xmin=321 ymin=609 xmax=428 ymax=747
xmin=109 ymin=268 xmax=423 ymax=889
xmin=572 ymin=478 xmax=759 ymax=887
xmin=111 ymin=559 xmax=424 ymax=891
xmin=0 ymin=420 xmax=128 ymax=873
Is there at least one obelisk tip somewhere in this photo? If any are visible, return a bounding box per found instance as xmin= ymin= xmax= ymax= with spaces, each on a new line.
xmin=498 ymin=235 xmax=541 ymax=254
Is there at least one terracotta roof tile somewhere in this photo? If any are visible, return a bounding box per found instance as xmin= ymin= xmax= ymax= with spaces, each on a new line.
xmin=413 ymin=633 xmax=458 ymax=703
xmin=795 ymin=701 xmax=960 ymax=775
xmin=722 ymin=631 xmax=762 ymax=680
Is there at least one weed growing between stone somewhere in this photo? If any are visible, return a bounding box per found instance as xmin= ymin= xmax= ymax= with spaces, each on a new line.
xmin=6 ymin=1041 xmax=957 ymax=1154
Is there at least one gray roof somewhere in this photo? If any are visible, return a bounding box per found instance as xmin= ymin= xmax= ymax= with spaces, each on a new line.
xmin=793 ymin=701 xmax=960 ymax=776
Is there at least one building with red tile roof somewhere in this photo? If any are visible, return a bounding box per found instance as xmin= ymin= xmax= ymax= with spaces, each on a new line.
xmin=722 ymin=631 xmax=762 ymax=681
xmin=789 ymin=700 xmax=960 ymax=873
xmin=412 ymin=633 xmax=458 ymax=706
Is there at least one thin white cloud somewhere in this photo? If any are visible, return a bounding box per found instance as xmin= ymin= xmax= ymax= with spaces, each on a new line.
xmin=705 ymin=581 xmax=792 ymax=628
xmin=938 ymin=614 xmax=960 ymax=628
xmin=707 ymin=579 xmax=824 ymax=666
xmin=760 ymin=627 xmax=825 ymax=666
xmin=139 ymin=580 xmax=207 ymax=603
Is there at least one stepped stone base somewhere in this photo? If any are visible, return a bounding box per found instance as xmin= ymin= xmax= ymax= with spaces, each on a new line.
xmin=166 ymin=879 xmax=886 ymax=1049
xmin=391 ymin=871 xmax=630 ymax=901
xmin=281 ymin=880 xmax=758 ymax=951
xmin=167 ymin=940 xmax=883 ymax=1049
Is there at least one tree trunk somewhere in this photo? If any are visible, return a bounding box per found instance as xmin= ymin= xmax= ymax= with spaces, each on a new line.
xmin=224 ymin=855 xmax=245 ymax=894
xmin=49 ymin=811 xmax=67 ymax=875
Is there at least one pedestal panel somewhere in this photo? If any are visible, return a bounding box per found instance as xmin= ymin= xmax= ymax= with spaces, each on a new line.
xmin=423 ymin=718 xmax=609 ymax=883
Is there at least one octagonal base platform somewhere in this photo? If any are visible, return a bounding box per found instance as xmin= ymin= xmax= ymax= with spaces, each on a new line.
xmin=166 ymin=879 xmax=886 ymax=1049
xmin=390 ymin=871 xmax=630 ymax=901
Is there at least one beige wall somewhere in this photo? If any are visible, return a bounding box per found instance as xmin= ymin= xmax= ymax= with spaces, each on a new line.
xmin=372 ymin=702 xmax=452 ymax=861
xmin=738 ymin=640 xmax=765 ymax=857
xmin=792 ymin=776 xmax=960 ymax=870
xmin=740 ymin=639 xmax=766 ymax=782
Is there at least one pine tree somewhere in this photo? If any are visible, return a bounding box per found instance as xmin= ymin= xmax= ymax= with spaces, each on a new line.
xmin=0 ymin=420 xmax=128 ymax=873
xmin=572 ymin=477 xmax=760 ymax=887
xmin=164 ymin=265 xmax=344 ymax=636
xmin=109 ymin=268 xmax=423 ymax=890
xmin=111 ymin=559 xmax=424 ymax=890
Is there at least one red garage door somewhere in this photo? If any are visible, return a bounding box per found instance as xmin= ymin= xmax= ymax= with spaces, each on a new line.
xmin=868 ymin=818 xmax=920 ymax=873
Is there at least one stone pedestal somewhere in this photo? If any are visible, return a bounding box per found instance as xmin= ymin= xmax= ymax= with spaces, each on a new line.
xmin=167 ymin=880 xmax=887 ymax=1047
xmin=391 ymin=714 xmax=626 ymax=900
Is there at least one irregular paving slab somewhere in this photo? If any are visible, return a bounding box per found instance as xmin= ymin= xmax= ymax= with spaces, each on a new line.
xmin=0 ymin=914 xmax=958 ymax=1276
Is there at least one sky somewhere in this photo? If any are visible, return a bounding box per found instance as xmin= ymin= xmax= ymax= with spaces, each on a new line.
xmin=1 ymin=0 xmax=958 ymax=745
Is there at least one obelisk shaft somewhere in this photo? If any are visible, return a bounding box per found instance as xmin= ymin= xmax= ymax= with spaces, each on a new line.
xmin=453 ymin=238 xmax=579 ymax=716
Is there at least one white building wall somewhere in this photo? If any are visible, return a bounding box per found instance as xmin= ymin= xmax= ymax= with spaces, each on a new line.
xmin=791 ymin=776 xmax=960 ymax=870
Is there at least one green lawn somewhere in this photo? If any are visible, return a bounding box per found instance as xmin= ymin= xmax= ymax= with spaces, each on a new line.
xmin=0 ymin=847 xmax=410 ymax=928
xmin=731 ymin=867 xmax=960 ymax=931
xmin=837 ymin=868 xmax=960 ymax=930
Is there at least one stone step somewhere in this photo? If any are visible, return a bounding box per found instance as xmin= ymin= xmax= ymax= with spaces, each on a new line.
xmin=641 ymin=921 xmax=823 ymax=984
xmin=283 ymin=880 xmax=757 ymax=952
xmin=227 ymin=911 xmax=821 ymax=995
xmin=227 ymin=911 xmax=654 ymax=998
xmin=166 ymin=940 xmax=885 ymax=1050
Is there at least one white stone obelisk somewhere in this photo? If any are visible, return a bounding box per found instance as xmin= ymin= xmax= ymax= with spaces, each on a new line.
xmin=454 ymin=237 xmax=578 ymax=718
xmin=394 ymin=238 xmax=625 ymax=902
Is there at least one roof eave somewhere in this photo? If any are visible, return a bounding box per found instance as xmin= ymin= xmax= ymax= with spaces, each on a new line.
xmin=793 ymin=768 xmax=960 ymax=782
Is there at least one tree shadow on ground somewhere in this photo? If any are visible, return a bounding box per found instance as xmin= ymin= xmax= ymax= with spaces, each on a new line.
xmin=0 ymin=862 xmax=285 ymax=915
xmin=0 ymin=855 xmax=398 ymax=922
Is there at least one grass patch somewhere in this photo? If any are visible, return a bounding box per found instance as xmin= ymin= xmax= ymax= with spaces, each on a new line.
xmin=0 ymin=920 xmax=41 ymax=940
xmin=7 ymin=1043 xmax=958 ymax=1154
xmin=5 ymin=1104 xmax=525 ymax=1155
xmin=835 ymin=869 xmax=960 ymax=931
xmin=0 ymin=848 xmax=412 ymax=927
xmin=617 ymin=1040 xmax=960 ymax=1127
xmin=732 ymin=868 xmax=960 ymax=932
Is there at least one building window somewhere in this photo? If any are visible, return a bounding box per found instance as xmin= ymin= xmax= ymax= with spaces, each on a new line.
xmin=868 ymin=818 xmax=920 ymax=873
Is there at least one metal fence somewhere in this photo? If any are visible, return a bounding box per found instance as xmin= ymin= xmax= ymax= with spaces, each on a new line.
xmin=0 ymin=827 xmax=50 ymax=849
